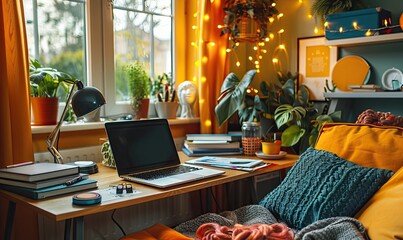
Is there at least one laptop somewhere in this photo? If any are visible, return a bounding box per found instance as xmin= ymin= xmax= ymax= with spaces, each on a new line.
xmin=104 ymin=119 xmax=225 ymax=188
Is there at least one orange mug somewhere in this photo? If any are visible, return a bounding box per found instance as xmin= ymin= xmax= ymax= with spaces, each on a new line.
xmin=261 ymin=141 xmax=281 ymax=155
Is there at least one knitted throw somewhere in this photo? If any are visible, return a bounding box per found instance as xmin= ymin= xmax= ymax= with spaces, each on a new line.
xmin=259 ymin=147 xmax=393 ymax=230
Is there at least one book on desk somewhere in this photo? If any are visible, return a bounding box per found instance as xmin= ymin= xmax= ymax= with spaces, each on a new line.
xmin=183 ymin=133 xmax=243 ymax=156
xmin=0 ymin=178 xmax=98 ymax=200
xmin=0 ymin=173 xmax=89 ymax=189
xmin=0 ymin=162 xmax=79 ymax=182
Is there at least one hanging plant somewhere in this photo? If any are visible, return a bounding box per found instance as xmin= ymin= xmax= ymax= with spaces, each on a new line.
xmin=311 ymin=0 xmax=365 ymax=25
xmin=221 ymin=0 xmax=279 ymax=45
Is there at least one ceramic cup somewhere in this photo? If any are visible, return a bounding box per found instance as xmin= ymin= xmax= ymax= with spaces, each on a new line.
xmin=261 ymin=141 xmax=281 ymax=155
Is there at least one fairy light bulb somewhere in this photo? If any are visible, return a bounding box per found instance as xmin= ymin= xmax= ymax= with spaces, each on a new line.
xmin=269 ymin=17 xmax=275 ymax=23
xmin=226 ymin=48 xmax=232 ymax=52
xmin=308 ymin=14 xmax=312 ymax=19
xmin=253 ymin=46 xmax=258 ymax=51
xmin=277 ymin=13 xmax=284 ymax=20
xmin=353 ymin=22 xmax=358 ymax=29
xmin=217 ymin=25 xmax=223 ymax=29
xmin=279 ymin=44 xmax=285 ymax=49
xmin=235 ymin=42 xmax=240 ymax=47
xmin=256 ymin=69 xmax=260 ymax=73
xmin=324 ymin=22 xmax=329 ymax=28
xmin=314 ymin=27 xmax=319 ymax=34
xmin=254 ymin=60 xmax=259 ymax=65
xmin=272 ymin=3 xmax=276 ymax=7
xmin=204 ymin=14 xmax=209 ymax=21
xmin=265 ymin=37 xmax=270 ymax=42
xmin=236 ymin=61 xmax=240 ymax=67
xmin=269 ymin=33 xmax=274 ymax=39
xmin=365 ymin=29 xmax=372 ymax=36
xmin=261 ymin=49 xmax=267 ymax=54
xmin=272 ymin=58 xmax=278 ymax=63
xmin=339 ymin=27 xmax=343 ymax=33
xmin=192 ymin=25 xmax=197 ymax=30
xmin=278 ymin=29 xmax=284 ymax=34
xmin=248 ymin=56 xmax=253 ymax=61
xmin=259 ymin=55 xmax=263 ymax=59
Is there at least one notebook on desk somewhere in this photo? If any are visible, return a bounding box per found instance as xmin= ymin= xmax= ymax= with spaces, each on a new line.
xmin=104 ymin=119 xmax=225 ymax=188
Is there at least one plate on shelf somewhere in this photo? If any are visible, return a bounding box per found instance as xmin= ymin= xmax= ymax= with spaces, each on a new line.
xmin=332 ymin=56 xmax=371 ymax=91
xmin=255 ymin=151 xmax=287 ymax=160
xmin=382 ymin=68 xmax=403 ymax=91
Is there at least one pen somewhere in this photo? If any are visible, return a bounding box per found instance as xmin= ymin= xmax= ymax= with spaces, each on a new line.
xmin=6 ymin=161 xmax=34 ymax=168
xmin=65 ymin=176 xmax=83 ymax=186
xmin=229 ymin=161 xmax=252 ymax=164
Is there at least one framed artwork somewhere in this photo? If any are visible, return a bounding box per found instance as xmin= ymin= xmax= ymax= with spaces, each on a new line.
xmin=298 ymin=36 xmax=338 ymax=101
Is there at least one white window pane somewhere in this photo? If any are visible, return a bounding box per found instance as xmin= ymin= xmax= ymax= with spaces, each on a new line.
xmin=114 ymin=0 xmax=143 ymax=11
xmin=24 ymin=0 xmax=87 ymax=86
xmin=145 ymin=0 xmax=171 ymax=15
xmin=114 ymin=9 xmax=151 ymax=102
xmin=153 ymin=15 xmax=172 ymax=75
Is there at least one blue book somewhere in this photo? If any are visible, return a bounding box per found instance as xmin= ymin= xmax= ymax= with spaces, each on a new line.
xmin=186 ymin=133 xmax=242 ymax=141
xmin=182 ymin=147 xmax=243 ymax=157
xmin=0 ymin=178 xmax=98 ymax=200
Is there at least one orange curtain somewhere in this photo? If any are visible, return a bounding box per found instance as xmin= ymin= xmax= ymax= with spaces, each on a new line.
xmin=0 ymin=0 xmax=37 ymax=239
xmin=195 ymin=0 xmax=230 ymax=134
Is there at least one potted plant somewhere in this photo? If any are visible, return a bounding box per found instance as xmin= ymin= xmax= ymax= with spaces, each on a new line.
xmin=215 ymin=69 xmax=341 ymax=154
xmin=310 ymin=0 xmax=364 ymax=25
xmin=125 ymin=61 xmax=151 ymax=119
xmin=29 ymin=58 xmax=76 ymax=125
xmin=221 ymin=0 xmax=279 ymax=45
xmin=150 ymin=73 xmax=178 ymax=119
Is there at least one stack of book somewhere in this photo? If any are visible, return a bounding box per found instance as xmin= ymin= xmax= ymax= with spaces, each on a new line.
xmin=0 ymin=162 xmax=97 ymax=200
xmin=182 ymin=133 xmax=243 ymax=156
xmin=348 ymin=84 xmax=384 ymax=92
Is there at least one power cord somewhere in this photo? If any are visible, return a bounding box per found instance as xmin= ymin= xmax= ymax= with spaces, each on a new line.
xmin=208 ymin=187 xmax=223 ymax=213
xmin=111 ymin=209 xmax=126 ymax=236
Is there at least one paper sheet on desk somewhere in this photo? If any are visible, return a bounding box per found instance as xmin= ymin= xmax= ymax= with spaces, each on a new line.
xmin=93 ymin=187 xmax=141 ymax=202
xmin=186 ymin=156 xmax=267 ymax=172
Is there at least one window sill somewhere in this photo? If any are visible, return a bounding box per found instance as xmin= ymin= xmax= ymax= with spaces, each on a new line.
xmin=31 ymin=118 xmax=200 ymax=134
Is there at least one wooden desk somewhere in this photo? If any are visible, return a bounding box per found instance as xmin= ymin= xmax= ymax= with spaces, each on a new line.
xmin=2 ymin=152 xmax=298 ymax=240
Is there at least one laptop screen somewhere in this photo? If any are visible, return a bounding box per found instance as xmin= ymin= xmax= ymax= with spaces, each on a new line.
xmin=105 ymin=119 xmax=181 ymax=175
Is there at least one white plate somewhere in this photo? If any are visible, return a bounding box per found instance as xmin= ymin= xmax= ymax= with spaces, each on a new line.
xmin=255 ymin=151 xmax=287 ymax=160
xmin=382 ymin=68 xmax=403 ymax=91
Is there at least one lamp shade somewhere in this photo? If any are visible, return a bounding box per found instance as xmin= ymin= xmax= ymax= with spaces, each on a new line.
xmin=72 ymin=82 xmax=106 ymax=118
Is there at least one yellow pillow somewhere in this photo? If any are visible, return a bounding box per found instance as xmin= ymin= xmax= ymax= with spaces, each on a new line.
xmin=315 ymin=123 xmax=403 ymax=172
xmin=355 ymin=167 xmax=403 ymax=240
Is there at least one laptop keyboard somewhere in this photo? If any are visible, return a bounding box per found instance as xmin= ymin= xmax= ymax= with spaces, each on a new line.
xmin=129 ymin=165 xmax=202 ymax=180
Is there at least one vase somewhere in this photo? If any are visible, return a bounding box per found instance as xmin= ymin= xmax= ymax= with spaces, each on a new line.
xmin=31 ymin=97 xmax=59 ymax=125
xmin=155 ymin=102 xmax=178 ymax=119
xmin=133 ymin=98 xmax=150 ymax=119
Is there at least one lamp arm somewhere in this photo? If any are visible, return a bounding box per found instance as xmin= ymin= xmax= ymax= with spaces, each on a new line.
xmin=46 ymin=81 xmax=78 ymax=164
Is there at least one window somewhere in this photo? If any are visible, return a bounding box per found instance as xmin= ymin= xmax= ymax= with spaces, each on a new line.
xmin=24 ymin=0 xmax=174 ymax=117
xmin=24 ymin=0 xmax=87 ymax=99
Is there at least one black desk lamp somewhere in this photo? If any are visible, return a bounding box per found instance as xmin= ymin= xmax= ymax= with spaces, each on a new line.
xmin=47 ymin=80 xmax=106 ymax=164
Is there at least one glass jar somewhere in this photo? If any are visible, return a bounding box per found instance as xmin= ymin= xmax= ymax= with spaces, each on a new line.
xmin=241 ymin=122 xmax=262 ymax=156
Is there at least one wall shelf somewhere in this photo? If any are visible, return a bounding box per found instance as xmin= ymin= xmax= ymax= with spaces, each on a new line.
xmin=325 ymin=32 xmax=403 ymax=47
xmin=324 ymin=92 xmax=403 ymax=99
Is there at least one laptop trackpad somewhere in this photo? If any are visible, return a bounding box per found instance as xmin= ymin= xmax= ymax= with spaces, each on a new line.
xmin=172 ymin=173 xmax=202 ymax=180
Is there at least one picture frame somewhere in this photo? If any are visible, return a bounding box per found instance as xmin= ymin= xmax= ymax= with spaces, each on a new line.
xmin=297 ymin=36 xmax=338 ymax=101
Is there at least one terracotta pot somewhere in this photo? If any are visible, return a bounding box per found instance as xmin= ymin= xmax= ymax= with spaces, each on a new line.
xmin=31 ymin=97 xmax=59 ymax=125
xmin=155 ymin=102 xmax=178 ymax=119
xmin=134 ymin=98 xmax=150 ymax=119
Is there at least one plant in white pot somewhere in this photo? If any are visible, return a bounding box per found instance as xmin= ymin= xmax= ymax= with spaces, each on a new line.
xmin=29 ymin=58 xmax=76 ymax=125
xmin=150 ymin=73 xmax=178 ymax=119
xmin=125 ymin=61 xmax=151 ymax=119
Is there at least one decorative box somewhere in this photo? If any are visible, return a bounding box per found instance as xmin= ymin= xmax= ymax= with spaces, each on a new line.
xmin=325 ymin=7 xmax=391 ymax=40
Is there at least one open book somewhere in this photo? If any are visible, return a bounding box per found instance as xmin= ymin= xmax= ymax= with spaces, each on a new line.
xmin=186 ymin=156 xmax=269 ymax=172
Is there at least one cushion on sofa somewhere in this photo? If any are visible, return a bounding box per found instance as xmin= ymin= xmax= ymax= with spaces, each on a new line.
xmin=355 ymin=166 xmax=403 ymax=240
xmin=120 ymin=224 xmax=192 ymax=240
xmin=259 ymin=147 xmax=393 ymax=230
xmin=314 ymin=123 xmax=403 ymax=172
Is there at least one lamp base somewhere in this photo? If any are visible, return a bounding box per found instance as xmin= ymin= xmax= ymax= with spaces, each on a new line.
xmin=66 ymin=161 xmax=98 ymax=174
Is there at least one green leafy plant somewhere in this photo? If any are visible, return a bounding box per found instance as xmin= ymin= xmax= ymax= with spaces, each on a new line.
xmin=311 ymin=0 xmax=364 ymax=25
xmin=150 ymin=72 xmax=176 ymax=102
xmin=215 ymin=70 xmax=341 ymax=154
xmin=29 ymin=58 xmax=76 ymax=98
xmin=124 ymin=61 xmax=150 ymax=112
xmin=221 ymin=0 xmax=279 ymax=46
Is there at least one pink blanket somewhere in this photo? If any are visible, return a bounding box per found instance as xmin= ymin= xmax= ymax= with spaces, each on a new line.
xmin=196 ymin=223 xmax=294 ymax=240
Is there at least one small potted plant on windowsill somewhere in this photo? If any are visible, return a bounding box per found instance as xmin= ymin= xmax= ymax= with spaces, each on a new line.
xmin=150 ymin=73 xmax=178 ymax=119
xmin=29 ymin=58 xmax=76 ymax=125
xmin=125 ymin=61 xmax=151 ymax=119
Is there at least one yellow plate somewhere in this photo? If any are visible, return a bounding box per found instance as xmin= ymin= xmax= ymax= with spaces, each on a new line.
xmin=332 ymin=56 xmax=371 ymax=91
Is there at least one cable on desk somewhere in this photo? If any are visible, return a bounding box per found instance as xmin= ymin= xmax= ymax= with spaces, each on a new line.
xmin=111 ymin=209 xmax=126 ymax=236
